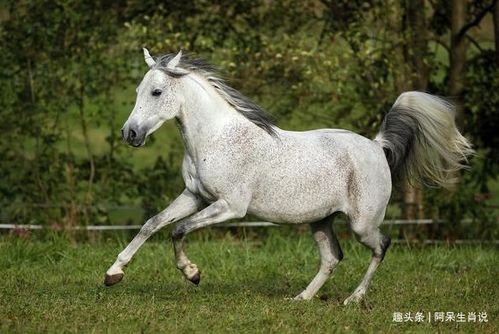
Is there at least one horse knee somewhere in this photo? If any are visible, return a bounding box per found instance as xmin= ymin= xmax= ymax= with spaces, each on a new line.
xmin=139 ymin=220 xmax=155 ymax=236
xmin=140 ymin=215 xmax=168 ymax=236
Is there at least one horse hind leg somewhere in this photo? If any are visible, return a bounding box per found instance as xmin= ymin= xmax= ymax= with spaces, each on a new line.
xmin=344 ymin=212 xmax=391 ymax=305
xmin=294 ymin=216 xmax=343 ymax=300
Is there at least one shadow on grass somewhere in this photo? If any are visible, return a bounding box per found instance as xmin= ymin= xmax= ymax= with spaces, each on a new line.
xmin=100 ymin=277 xmax=293 ymax=299
xmin=95 ymin=270 xmax=359 ymax=307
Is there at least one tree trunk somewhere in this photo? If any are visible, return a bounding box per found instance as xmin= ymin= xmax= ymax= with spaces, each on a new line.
xmin=407 ymin=0 xmax=428 ymax=90
xmin=79 ymin=84 xmax=95 ymax=225
xmin=494 ymin=1 xmax=499 ymax=66
xmin=389 ymin=0 xmax=412 ymax=93
xmin=448 ymin=0 xmax=467 ymax=130
xmin=389 ymin=0 xmax=418 ymax=225
xmin=402 ymin=0 xmax=428 ymax=222
xmin=407 ymin=0 xmax=428 ymax=220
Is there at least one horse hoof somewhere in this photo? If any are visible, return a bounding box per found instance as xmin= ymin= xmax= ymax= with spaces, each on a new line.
xmin=189 ymin=272 xmax=201 ymax=285
xmin=292 ymin=293 xmax=312 ymax=300
xmin=104 ymin=273 xmax=124 ymax=286
xmin=343 ymin=293 xmax=363 ymax=305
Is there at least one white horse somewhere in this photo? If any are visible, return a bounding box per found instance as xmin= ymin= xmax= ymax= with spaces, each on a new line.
xmin=105 ymin=49 xmax=473 ymax=304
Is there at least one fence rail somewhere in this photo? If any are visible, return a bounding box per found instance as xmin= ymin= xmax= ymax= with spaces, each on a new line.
xmin=0 ymin=219 xmax=440 ymax=231
xmin=0 ymin=219 xmax=485 ymax=230
xmin=1 ymin=221 xmax=497 ymax=244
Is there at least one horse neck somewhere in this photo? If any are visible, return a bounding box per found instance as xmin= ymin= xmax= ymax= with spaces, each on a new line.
xmin=176 ymin=74 xmax=242 ymax=157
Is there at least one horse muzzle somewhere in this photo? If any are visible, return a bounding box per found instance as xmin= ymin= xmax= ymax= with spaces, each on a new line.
xmin=121 ymin=123 xmax=146 ymax=147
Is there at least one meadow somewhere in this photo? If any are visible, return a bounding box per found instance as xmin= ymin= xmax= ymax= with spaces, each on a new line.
xmin=0 ymin=229 xmax=497 ymax=333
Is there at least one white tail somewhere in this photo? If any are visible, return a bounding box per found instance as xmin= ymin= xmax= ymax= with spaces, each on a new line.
xmin=375 ymin=91 xmax=474 ymax=188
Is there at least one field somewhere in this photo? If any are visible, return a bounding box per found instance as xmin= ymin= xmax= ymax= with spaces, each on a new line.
xmin=0 ymin=229 xmax=497 ymax=333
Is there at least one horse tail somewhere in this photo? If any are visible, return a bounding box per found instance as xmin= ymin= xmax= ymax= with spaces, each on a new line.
xmin=374 ymin=91 xmax=474 ymax=188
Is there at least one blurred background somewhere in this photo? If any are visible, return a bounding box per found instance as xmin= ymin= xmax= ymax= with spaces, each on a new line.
xmin=0 ymin=0 xmax=497 ymax=241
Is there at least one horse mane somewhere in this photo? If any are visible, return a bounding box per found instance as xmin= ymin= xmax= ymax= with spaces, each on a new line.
xmin=153 ymin=53 xmax=277 ymax=137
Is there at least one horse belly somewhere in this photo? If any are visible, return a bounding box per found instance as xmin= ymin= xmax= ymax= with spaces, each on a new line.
xmin=247 ymin=167 xmax=348 ymax=224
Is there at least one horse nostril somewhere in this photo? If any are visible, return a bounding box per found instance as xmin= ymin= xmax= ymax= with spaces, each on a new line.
xmin=129 ymin=129 xmax=137 ymax=140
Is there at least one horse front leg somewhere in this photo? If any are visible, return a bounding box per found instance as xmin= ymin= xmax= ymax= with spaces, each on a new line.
xmin=104 ymin=189 xmax=203 ymax=286
xmin=171 ymin=199 xmax=247 ymax=285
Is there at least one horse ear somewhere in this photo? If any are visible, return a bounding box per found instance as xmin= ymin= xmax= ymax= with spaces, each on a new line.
xmin=143 ymin=48 xmax=156 ymax=68
xmin=167 ymin=50 xmax=183 ymax=70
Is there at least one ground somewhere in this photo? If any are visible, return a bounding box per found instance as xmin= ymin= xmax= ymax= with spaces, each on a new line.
xmin=0 ymin=229 xmax=497 ymax=333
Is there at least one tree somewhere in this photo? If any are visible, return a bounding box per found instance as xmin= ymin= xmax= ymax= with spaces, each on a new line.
xmin=0 ymin=0 xmax=134 ymax=225
xmin=494 ymin=0 xmax=499 ymax=65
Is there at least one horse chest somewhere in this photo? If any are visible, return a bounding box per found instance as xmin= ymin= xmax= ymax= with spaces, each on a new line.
xmin=182 ymin=157 xmax=220 ymax=202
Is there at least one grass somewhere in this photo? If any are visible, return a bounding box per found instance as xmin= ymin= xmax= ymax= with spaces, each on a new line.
xmin=0 ymin=230 xmax=497 ymax=333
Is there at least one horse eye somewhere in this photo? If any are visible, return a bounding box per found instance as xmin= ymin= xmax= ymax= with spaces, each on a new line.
xmin=152 ymin=89 xmax=162 ymax=97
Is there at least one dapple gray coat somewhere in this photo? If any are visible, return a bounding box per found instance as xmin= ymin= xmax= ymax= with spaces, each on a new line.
xmin=105 ymin=50 xmax=473 ymax=304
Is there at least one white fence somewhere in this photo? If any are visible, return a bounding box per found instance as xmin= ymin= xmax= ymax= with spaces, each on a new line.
xmin=0 ymin=219 xmax=437 ymax=231
xmin=1 ymin=220 xmax=497 ymax=244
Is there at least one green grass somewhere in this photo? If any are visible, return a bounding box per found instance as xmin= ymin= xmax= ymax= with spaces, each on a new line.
xmin=0 ymin=230 xmax=497 ymax=333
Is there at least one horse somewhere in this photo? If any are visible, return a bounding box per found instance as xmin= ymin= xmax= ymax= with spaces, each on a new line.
xmin=104 ymin=49 xmax=473 ymax=304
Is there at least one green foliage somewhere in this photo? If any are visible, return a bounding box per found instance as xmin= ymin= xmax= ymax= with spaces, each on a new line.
xmin=465 ymin=50 xmax=499 ymax=180
xmin=0 ymin=0 xmax=134 ymax=224
xmin=0 ymin=0 xmax=496 ymax=235
xmin=140 ymin=155 xmax=184 ymax=218
xmin=425 ymin=152 xmax=498 ymax=240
